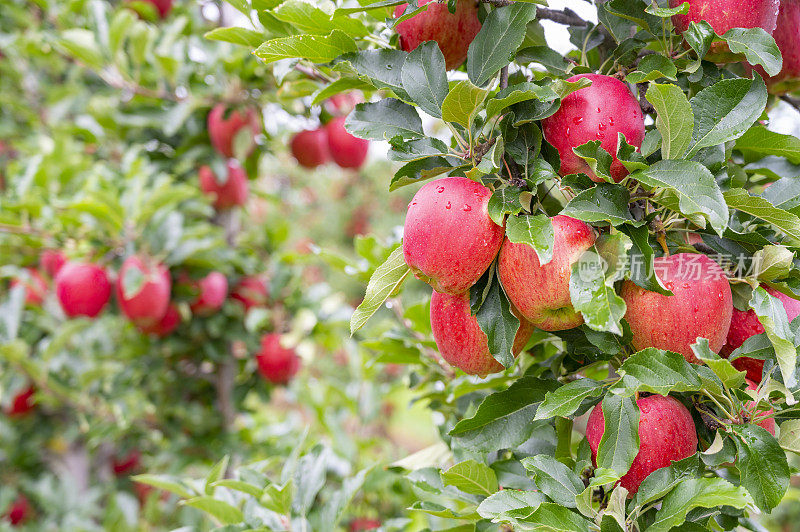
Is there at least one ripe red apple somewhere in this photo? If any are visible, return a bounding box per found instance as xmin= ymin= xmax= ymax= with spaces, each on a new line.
xmin=403 ymin=177 xmax=504 ymax=295
xmin=745 ymin=0 xmax=800 ymax=94
xmin=232 ymin=275 xmax=269 ymax=310
xmin=112 ymin=449 xmax=141 ymax=476
xmin=256 ymin=333 xmax=301 ymax=385
xmin=430 ymin=291 xmax=534 ymax=376
xmin=497 ymin=215 xmax=596 ymax=331
xmin=4 ymin=495 xmax=31 ymax=526
xmin=138 ymin=303 xmax=181 ymax=337
xmin=207 ymin=104 xmax=260 ymax=158
xmin=116 ymin=255 xmax=171 ymax=327
xmin=621 ymin=253 xmax=732 ymax=362
xmin=198 ymin=161 xmax=249 ymax=210
xmin=744 ymin=379 xmax=776 ymax=435
xmin=325 ymin=92 xmax=362 ymax=116
xmin=721 ymin=285 xmax=800 ymax=382
xmin=290 ymin=128 xmax=330 ymax=169
xmin=394 ymin=0 xmax=482 ymax=70
xmin=325 ymin=117 xmax=369 ymax=169
xmin=671 ymin=0 xmax=780 ymax=59
xmin=5 ymin=386 xmax=35 ymax=417
xmin=349 ymin=518 xmax=381 ymax=532
xmin=542 ymin=74 xmax=645 ymax=183
xmin=586 ymin=394 xmax=698 ymax=495
xmin=10 ymin=268 xmax=48 ymax=306
xmin=190 ymin=272 xmax=228 ymax=316
xmin=55 ymin=261 xmax=112 ymax=318
xmin=40 ymin=249 xmax=66 ymax=278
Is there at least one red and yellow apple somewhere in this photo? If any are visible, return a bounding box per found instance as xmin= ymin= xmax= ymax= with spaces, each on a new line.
xmin=232 ymin=275 xmax=269 ymax=310
xmin=10 ymin=268 xmax=48 ymax=306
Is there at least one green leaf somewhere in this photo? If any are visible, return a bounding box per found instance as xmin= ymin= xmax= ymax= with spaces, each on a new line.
xmin=646 ymin=83 xmax=693 ymax=159
xmin=441 ymin=459 xmax=498 ymax=496
xmin=182 ymin=496 xmax=243 ymax=525
xmin=625 ymin=55 xmax=678 ymax=84
xmin=487 ymin=187 xmax=524 ymax=226
xmin=560 ymin=184 xmax=641 ymax=227
xmin=595 ymin=394 xmax=639 ymax=478
xmin=131 ymin=474 xmax=194 ymax=498
xmin=571 ymin=140 xmax=614 ymax=183
xmin=647 ymin=478 xmax=751 ymax=532
xmin=631 ymin=454 xmax=701 ymax=508
xmin=731 ymin=424 xmax=790 ymax=511
xmin=254 ymin=30 xmax=357 ymax=64
xmin=204 ymin=456 xmax=229 ymax=495
xmin=722 ymin=27 xmax=782 ymax=76
xmin=632 ymin=159 xmax=728 ymax=235
xmin=441 ymin=79 xmax=489 ymax=129
xmin=521 ymin=503 xmax=593 ymax=531
xmin=58 ymin=29 xmax=105 ymax=69
xmin=724 ymin=187 xmax=800 ymax=242
xmin=486 ymin=82 xmax=557 ymax=120
xmin=505 ymin=214 xmax=554 ymax=265
xmin=345 ymin=100 xmax=423 ymax=141
xmin=735 ymin=126 xmax=800 ymax=164
xmin=475 ymin=273 xmax=519 ymax=369
xmin=521 ymin=455 xmax=584 ymax=508
xmin=467 ymin=3 xmax=539 ymax=86
xmin=617 ymin=348 xmax=703 ymax=396
xmin=401 ymin=42 xmax=448 ymax=119
xmin=209 ymin=479 xmax=262 ymax=498
xmin=779 ymin=419 xmax=800 ymax=454
xmin=752 ymin=245 xmax=794 ymax=281
xmin=272 ymin=1 xmax=369 ymax=37
xmin=310 ymin=78 xmax=374 ymax=106
xmin=334 ymin=49 xmax=410 ymax=100
xmin=690 ymin=338 xmax=745 ymax=389
xmin=204 ymin=27 xmax=265 ymax=47
xmin=477 ymin=490 xmax=546 ymax=521
xmin=535 ymin=378 xmax=604 ymax=421
xmin=749 ymin=286 xmax=799 ymax=388
xmin=350 ymin=247 xmax=410 ymax=334
xmin=687 ymin=76 xmax=767 ymax=158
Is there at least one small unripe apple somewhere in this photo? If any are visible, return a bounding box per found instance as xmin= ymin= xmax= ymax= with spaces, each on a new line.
xmin=4 ymin=495 xmax=31 ymax=526
xmin=5 ymin=386 xmax=35 ymax=417
xmin=394 ymin=0 xmax=482 ymax=70
xmin=55 ymin=261 xmax=112 ymax=318
xmin=116 ymin=255 xmax=171 ymax=327
xmin=190 ymin=272 xmax=228 ymax=316
xmin=745 ymin=0 xmax=800 ymax=94
xmin=325 ymin=117 xmax=369 ymax=169
xmin=349 ymin=518 xmax=381 ymax=532
xmin=231 ymin=275 xmax=269 ymax=310
xmin=138 ymin=303 xmax=181 ymax=337
xmin=542 ymin=74 xmax=645 ymax=183
xmin=722 ymin=285 xmax=800 ymax=381
xmin=621 ymin=253 xmax=732 ymax=362
xmin=290 ymin=128 xmax=330 ymax=169
xmin=40 ymin=249 xmax=66 ymax=278
xmin=256 ymin=333 xmax=300 ymax=385
xmin=430 ymin=291 xmax=534 ymax=376
xmin=497 ymin=215 xmax=596 ymax=331
xmin=745 ymin=379 xmax=775 ymax=435
xmin=10 ymin=268 xmax=48 ymax=306
xmin=207 ymin=104 xmax=260 ymax=158
xmin=586 ymin=394 xmax=698 ymax=495
xmin=404 ymin=177 xmax=504 ymax=295
xmin=112 ymin=449 xmax=141 ymax=476
xmin=198 ymin=161 xmax=249 ymax=210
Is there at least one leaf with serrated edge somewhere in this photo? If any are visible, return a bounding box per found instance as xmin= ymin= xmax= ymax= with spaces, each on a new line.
xmin=350 ymin=247 xmax=410 ymax=334
xmin=646 ymin=83 xmax=693 ymax=159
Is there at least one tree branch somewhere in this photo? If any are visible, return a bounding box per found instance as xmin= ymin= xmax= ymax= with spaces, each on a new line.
xmin=499 ymin=65 xmax=509 ymax=90
xmin=477 ymin=2 xmax=588 ymax=26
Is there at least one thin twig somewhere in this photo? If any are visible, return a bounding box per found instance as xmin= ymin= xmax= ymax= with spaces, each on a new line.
xmin=499 ymin=65 xmax=509 ymax=90
xmin=638 ymin=83 xmax=655 ymax=115
xmin=478 ymin=2 xmax=588 ymax=26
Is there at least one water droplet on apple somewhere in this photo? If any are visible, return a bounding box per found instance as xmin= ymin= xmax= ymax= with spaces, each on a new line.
xmin=462 ymin=204 xmax=471 ymax=212
xmin=608 ymin=117 xmax=614 ymax=126
xmin=596 ymin=107 xmax=601 ymax=113
xmin=436 ymin=186 xmax=445 ymax=193
xmin=573 ymin=116 xmax=584 ymax=125
xmin=598 ymin=122 xmax=607 ymax=131
xmin=445 ymin=201 xmax=451 ymax=209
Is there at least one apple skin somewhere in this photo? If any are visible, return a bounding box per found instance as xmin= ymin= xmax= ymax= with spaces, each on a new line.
xmin=198 ymin=161 xmax=249 ymax=210
xmin=256 ymin=333 xmax=301 ymax=385
xmin=721 ymin=285 xmax=800 ymax=382
xmin=403 ymin=177 xmax=504 ymax=296
xmin=207 ymin=104 xmax=260 ymax=158
xmin=138 ymin=303 xmax=181 ymax=337
xmin=231 ymin=275 xmax=269 ymax=310
xmin=746 ymin=0 xmax=800 ymax=94
xmin=290 ymin=128 xmax=330 ymax=169
xmin=586 ymin=394 xmax=698 ymax=496
xmin=10 ymin=268 xmax=48 ymax=306
xmin=40 ymin=249 xmax=66 ymax=278
xmin=5 ymin=386 xmax=35 ymax=417
xmin=325 ymin=92 xmax=362 ymax=116
xmin=430 ymin=291 xmax=535 ymax=376
xmin=116 ymin=256 xmax=171 ymax=327
xmin=4 ymin=495 xmax=31 ymax=526
xmin=349 ymin=518 xmax=381 ymax=532
xmin=745 ymin=379 xmax=776 ymax=435
xmin=620 ymin=253 xmax=732 ymax=363
xmin=394 ymin=0 xmax=482 ymax=70
xmin=325 ymin=117 xmax=369 ymax=169
xmin=497 ymin=215 xmax=596 ymax=331
xmin=190 ymin=272 xmax=228 ymax=316
xmin=542 ymin=74 xmax=645 ymax=183
xmin=55 ymin=261 xmax=112 ymax=318
xmin=112 ymin=449 xmax=141 ymax=477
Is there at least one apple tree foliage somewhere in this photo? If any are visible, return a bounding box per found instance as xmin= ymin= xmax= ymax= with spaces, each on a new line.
xmin=190 ymin=0 xmax=800 ymax=530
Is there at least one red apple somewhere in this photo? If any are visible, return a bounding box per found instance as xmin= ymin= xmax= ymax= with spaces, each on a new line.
xmin=40 ymin=249 xmax=66 ymax=278
xmin=403 ymin=177 xmax=504 ymax=295
xmin=325 ymin=92 xmax=362 ymax=116
xmin=5 ymin=386 xmax=35 ymax=417
xmin=55 ymin=261 xmax=112 ymax=318
xmin=112 ymin=449 xmax=141 ymax=476
xmin=497 ymin=215 xmax=596 ymax=331
xmin=10 ymin=268 xmax=47 ymax=306
xmin=349 ymin=518 xmax=381 ymax=532
xmin=256 ymin=333 xmax=300 ymax=385
xmin=542 ymin=74 xmax=645 ymax=183
xmin=587 ymin=394 xmax=697 ymax=495
xmin=4 ymin=495 xmax=31 ymax=526
xmin=744 ymin=379 xmax=775 ymax=435
xmin=116 ymin=255 xmax=171 ymax=327
xmin=746 ymin=0 xmax=800 ymax=94
xmin=207 ymin=104 xmax=260 ymax=158
xmin=430 ymin=291 xmax=534 ymax=376
xmin=721 ymin=285 xmax=800 ymax=382
xmin=231 ymin=275 xmax=269 ymax=310
xmin=190 ymin=272 xmax=228 ymax=315
xmin=325 ymin=117 xmax=369 ymax=169
xmin=198 ymin=161 xmax=249 ymax=210
xmin=394 ymin=0 xmax=482 ymax=70
xmin=138 ymin=303 xmax=181 ymax=337
xmin=671 ymin=0 xmax=780 ymax=59
xmin=621 ymin=253 xmax=733 ymax=363
xmin=290 ymin=128 xmax=330 ymax=169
